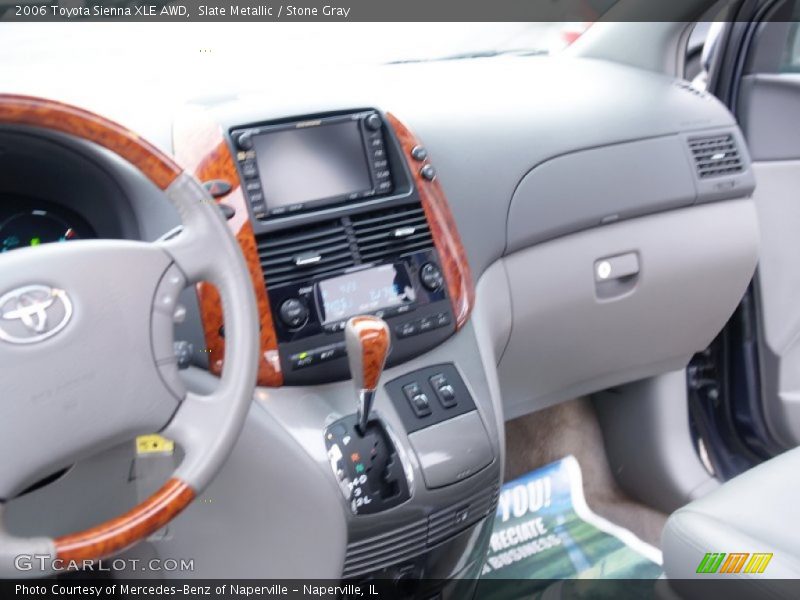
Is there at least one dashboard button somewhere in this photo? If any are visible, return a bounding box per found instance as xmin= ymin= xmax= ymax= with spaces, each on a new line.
xmin=433 ymin=312 xmax=451 ymax=329
xmin=365 ymin=114 xmax=382 ymax=131
xmin=279 ymin=299 xmax=308 ymax=329
xmin=403 ymin=383 xmax=432 ymax=418
xmin=242 ymin=162 xmax=259 ymax=179
xmin=430 ymin=373 xmax=458 ymax=408
xmin=420 ymin=164 xmax=436 ymax=181
xmin=324 ymin=321 xmax=346 ymax=334
xmin=395 ymin=321 xmax=419 ymax=339
xmin=318 ymin=342 xmax=346 ymax=362
xmin=411 ymin=146 xmax=428 ymax=161
xmin=235 ymin=131 xmax=253 ymax=150
xmin=418 ymin=316 xmax=435 ymax=333
xmin=420 ymin=263 xmax=444 ymax=291
xmin=290 ymin=350 xmax=315 ymax=370
xmin=203 ymin=179 xmax=232 ymax=198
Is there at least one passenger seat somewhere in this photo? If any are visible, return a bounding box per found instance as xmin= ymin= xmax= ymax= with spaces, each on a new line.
xmin=663 ymin=446 xmax=800 ymax=595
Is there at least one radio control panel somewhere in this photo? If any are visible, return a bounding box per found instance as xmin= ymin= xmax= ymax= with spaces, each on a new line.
xmin=267 ymin=249 xmax=454 ymax=385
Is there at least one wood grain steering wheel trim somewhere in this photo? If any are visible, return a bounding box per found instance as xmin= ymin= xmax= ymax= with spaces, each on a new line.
xmin=54 ymin=479 xmax=195 ymax=562
xmin=0 ymin=94 xmax=195 ymax=562
xmin=0 ymin=94 xmax=182 ymax=190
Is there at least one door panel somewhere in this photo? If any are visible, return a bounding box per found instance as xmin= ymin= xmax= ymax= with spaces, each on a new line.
xmin=736 ymin=7 xmax=800 ymax=447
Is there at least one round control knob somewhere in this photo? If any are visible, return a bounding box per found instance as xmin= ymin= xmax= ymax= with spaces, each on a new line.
xmin=420 ymin=164 xmax=436 ymax=181
xmin=235 ymin=131 xmax=253 ymax=150
xmin=420 ymin=262 xmax=444 ymax=292
xmin=410 ymin=145 xmax=428 ymax=161
xmin=279 ymin=298 xmax=308 ymax=329
xmin=365 ymin=114 xmax=382 ymax=131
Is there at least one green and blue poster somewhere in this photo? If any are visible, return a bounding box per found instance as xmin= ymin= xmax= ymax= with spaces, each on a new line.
xmin=478 ymin=456 xmax=662 ymax=598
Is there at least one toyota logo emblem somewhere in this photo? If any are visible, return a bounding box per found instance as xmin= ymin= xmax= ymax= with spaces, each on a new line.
xmin=0 ymin=285 xmax=73 ymax=344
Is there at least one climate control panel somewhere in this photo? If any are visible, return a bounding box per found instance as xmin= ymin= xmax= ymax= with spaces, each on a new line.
xmin=264 ymin=247 xmax=455 ymax=385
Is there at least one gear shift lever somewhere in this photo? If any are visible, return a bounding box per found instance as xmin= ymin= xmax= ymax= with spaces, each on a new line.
xmin=345 ymin=315 xmax=391 ymax=435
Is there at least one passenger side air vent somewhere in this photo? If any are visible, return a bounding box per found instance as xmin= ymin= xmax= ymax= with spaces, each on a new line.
xmin=351 ymin=203 xmax=433 ymax=264
xmin=256 ymin=219 xmax=355 ymax=286
xmin=342 ymin=482 xmax=499 ymax=579
xmin=688 ymin=134 xmax=744 ymax=179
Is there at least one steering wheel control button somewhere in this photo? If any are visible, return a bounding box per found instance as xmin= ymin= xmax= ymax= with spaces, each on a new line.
xmin=420 ymin=262 xmax=444 ymax=291
xmin=154 ymin=265 xmax=186 ymax=316
xmin=279 ymin=298 xmax=308 ymax=329
xmin=430 ymin=373 xmax=458 ymax=408
xmin=151 ymin=265 xmax=187 ymax=362
xmin=411 ymin=145 xmax=428 ymax=161
xmin=202 ymin=179 xmax=232 ymax=198
xmin=420 ymin=164 xmax=436 ymax=181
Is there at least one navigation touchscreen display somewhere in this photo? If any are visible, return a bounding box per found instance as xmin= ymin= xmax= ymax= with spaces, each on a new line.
xmin=252 ymin=120 xmax=372 ymax=210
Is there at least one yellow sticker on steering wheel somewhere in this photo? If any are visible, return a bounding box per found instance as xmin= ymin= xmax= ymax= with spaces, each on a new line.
xmin=136 ymin=434 xmax=175 ymax=455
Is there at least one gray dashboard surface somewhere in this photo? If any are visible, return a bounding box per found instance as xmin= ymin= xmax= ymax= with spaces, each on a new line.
xmin=202 ymin=56 xmax=737 ymax=278
xmin=45 ymin=55 xmax=738 ymax=281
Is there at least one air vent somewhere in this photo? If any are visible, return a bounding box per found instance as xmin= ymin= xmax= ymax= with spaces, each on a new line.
xmin=256 ymin=219 xmax=355 ymax=286
xmin=342 ymin=518 xmax=428 ymax=579
xmin=351 ymin=203 xmax=433 ymax=264
xmin=673 ymin=80 xmax=708 ymax=99
xmin=428 ymin=483 xmax=500 ymax=547
xmin=342 ymin=482 xmax=499 ymax=579
xmin=688 ymin=134 xmax=744 ymax=179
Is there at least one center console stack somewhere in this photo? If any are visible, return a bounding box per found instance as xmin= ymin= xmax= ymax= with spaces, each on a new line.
xmin=177 ymin=105 xmax=500 ymax=594
xmin=228 ymin=110 xmax=455 ymax=385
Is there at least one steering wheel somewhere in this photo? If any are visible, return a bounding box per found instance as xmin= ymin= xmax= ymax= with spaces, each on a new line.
xmin=0 ymin=95 xmax=259 ymax=577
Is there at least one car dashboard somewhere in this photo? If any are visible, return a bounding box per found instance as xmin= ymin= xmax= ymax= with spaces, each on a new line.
xmin=1 ymin=55 xmax=760 ymax=591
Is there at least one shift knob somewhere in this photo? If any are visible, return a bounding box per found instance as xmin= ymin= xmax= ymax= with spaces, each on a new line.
xmin=345 ymin=315 xmax=391 ymax=434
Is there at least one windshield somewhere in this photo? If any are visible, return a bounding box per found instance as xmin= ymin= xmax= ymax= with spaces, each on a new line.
xmin=0 ymin=23 xmax=587 ymax=99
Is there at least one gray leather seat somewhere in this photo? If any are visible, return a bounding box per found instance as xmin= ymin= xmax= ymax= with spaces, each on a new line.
xmin=663 ymin=446 xmax=800 ymax=589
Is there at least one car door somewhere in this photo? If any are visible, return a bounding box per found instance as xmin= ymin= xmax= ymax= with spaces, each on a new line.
xmin=708 ymin=0 xmax=800 ymax=457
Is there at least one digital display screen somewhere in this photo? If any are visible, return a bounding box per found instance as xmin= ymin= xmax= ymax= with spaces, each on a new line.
xmin=253 ymin=121 xmax=372 ymax=210
xmin=317 ymin=264 xmax=416 ymax=324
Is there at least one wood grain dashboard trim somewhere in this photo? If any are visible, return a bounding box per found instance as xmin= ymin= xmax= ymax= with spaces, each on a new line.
xmin=387 ymin=114 xmax=475 ymax=329
xmin=173 ymin=110 xmax=474 ymax=386
xmin=173 ymin=108 xmax=284 ymax=387
xmin=54 ymin=478 xmax=195 ymax=562
xmin=0 ymin=94 xmax=182 ymax=190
